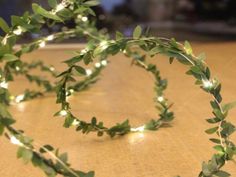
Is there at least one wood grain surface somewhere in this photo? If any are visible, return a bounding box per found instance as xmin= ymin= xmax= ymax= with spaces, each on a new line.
xmin=0 ymin=42 xmax=236 ymax=177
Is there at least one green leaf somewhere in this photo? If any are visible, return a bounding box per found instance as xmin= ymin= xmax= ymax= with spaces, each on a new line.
xmin=133 ymin=25 xmax=142 ymax=39
xmin=0 ymin=123 xmax=4 ymax=135
xmin=84 ymin=0 xmax=100 ymax=6
xmin=169 ymin=57 xmax=174 ymax=64
xmin=32 ymin=3 xmax=62 ymax=21
xmin=48 ymin=0 xmax=57 ymax=8
xmin=74 ymin=65 xmax=86 ymax=75
xmin=205 ymin=126 xmax=218 ymax=134
xmin=213 ymin=145 xmax=224 ymax=153
xmin=206 ymin=117 xmax=221 ymax=124
xmin=116 ymin=31 xmax=124 ymax=40
xmin=0 ymin=17 xmax=10 ymax=33
xmin=184 ymin=41 xmax=192 ymax=55
xmin=209 ymin=138 xmax=221 ymax=144
xmin=213 ymin=109 xmax=225 ymax=120
xmin=17 ymin=147 xmax=33 ymax=163
xmin=222 ymin=101 xmax=236 ymax=112
xmin=215 ymin=170 xmax=231 ymax=177
xmin=39 ymin=145 xmax=54 ymax=153
xmin=198 ymin=53 xmax=206 ymax=61
xmin=91 ymin=117 xmax=97 ymax=125
xmin=3 ymin=54 xmax=19 ymax=62
xmin=64 ymin=56 xmax=83 ymax=66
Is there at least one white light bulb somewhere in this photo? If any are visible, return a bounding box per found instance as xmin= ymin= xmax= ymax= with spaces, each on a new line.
xmin=15 ymin=66 xmax=20 ymax=71
xmin=131 ymin=125 xmax=145 ymax=132
xmin=49 ymin=66 xmax=55 ymax=71
xmin=72 ymin=119 xmax=80 ymax=126
xmin=59 ymin=110 xmax=68 ymax=116
xmin=15 ymin=94 xmax=25 ymax=103
xmin=0 ymin=81 xmax=8 ymax=89
xmin=55 ymin=4 xmax=65 ymax=12
xmin=203 ymin=79 xmax=213 ymax=89
xmin=69 ymin=89 xmax=74 ymax=94
xmin=101 ymin=60 xmax=107 ymax=66
xmin=39 ymin=41 xmax=46 ymax=48
xmin=10 ymin=136 xmax=23 ymax=146
xmin=81 ymin=16 xmax=88 ymax=22
xmin=46 ymin=35 xmax=54 ymax=41
xmin=100 ymin=41 xmax=108 ymax=50
xmin=80 ymin=48 xmax=88 ymax=55
xmin=13 ymin=26 xmax=23 ymax=36
xmin=95 ymin=62 xmax=101 ymax=68
xmin=157 ymin=96 xmax=164 ymax=102
xmin=86 ymin=69 xmax=92 ymax=76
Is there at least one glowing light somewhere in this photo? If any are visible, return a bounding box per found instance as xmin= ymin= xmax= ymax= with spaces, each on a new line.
xmin=100 ymin=41 xmax=108 ymax=50
xmin=101 ymin=60 xmax=107 ymax=66
xmin=81 ymin=16 xmax=88 ymax=22
xmin=77 ymin=15 xmax=82 ymax=19
xmin=55 ymin=4 xmax=65 ymax=12
xmin=72 ymin=119 xmax=80 ymax=126
xmin=39 ymin=41 xmax=46 ymax=48
xmin=49 ymin=66 xmax=55 ymax=71
xmin=69 ymin=89 xmax=74 ymax=94
xmin=157 ymin=96 xmax=164 ymax=102
xmin=0 ymin=81 xmax=8 ymax=89
xmin=10 ymin=95 xmax=15 ymax=101
xmin=86 ymin=69 xmax=92 ymax=76
xmin=15 ymin=66 xmax=20 ymax=71
xmin=95 ymin=62 xmax=101 ymax=68
xmin=10 ymin=136 xmax=23 ymax=146
xmin=15 ymin=94 xmax=25 ymax=103
xmin=46 ymin=35 xmax=54 ymax=41
xmin=13 ymin=26 xmax=23 ymax=36
xmin=59 ymin=110 xmax=68 ymax=116
xmin=80 ymin=48 xmax=88 ymax=55
xmin=202 ymin=79 xmax=213 ymax=89
xmin=131 ymin=125 xmax=145 ymax=132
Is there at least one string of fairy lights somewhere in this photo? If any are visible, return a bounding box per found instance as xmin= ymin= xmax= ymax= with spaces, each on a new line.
xmin=0 ymin=0 xmax=235 ymax=176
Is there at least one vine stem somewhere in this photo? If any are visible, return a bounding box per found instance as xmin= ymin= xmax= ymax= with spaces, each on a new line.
xmin=5 ymin=126 xmax=79 ymax=177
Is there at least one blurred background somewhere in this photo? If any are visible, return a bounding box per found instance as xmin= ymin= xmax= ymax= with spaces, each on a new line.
xmin=1 ymin=0 xmax=236 ymax=41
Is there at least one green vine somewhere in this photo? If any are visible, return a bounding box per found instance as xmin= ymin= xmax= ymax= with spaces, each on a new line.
xmin=0 ymin=0 xmax=235 ymax=177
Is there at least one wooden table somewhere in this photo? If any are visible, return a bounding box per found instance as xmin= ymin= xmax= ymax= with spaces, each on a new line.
xmin=1 ymin=42 xmax=236 ymax=177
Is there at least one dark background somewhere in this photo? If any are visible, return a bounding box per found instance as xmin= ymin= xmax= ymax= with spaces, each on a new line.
xmin=1 ymin=0 xmax=236 ymax=41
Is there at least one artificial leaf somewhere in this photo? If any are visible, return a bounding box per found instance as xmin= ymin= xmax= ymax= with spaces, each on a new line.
xmin=133 ymin=25 xmax=142 ymax=39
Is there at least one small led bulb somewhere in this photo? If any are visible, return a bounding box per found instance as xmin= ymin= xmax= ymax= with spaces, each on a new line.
xmin=101 ymin=60 xmax=107 ymax=66
xmin=86 ymin=69 xmax=92 ymax=76
xmin=55 ymin=4 xmax=65 ymax=12
xmin=81 ymin=16 xmax=88 ymax=22
xmin=49 ymin=66 xmax=55 ymax=71
xmin=69 ymin=89 xmax=74 ymax=94
xmin=95 ymin=62 xmax=101 ymax=68
xmin=202 ymin=79 xmax=213 ymax=89
xmin=59 ymin=110 xmax=68 ymax=116
xmin=15 ymin=94 xmax=25 ymax=103
xmin=0 ymin=81 xmax=8 ymax=89
xmin=131 ymin=125 xmax=145 ymax=132
xmin=80 ymin=48 xmax=88 ymax=55
xmin=100 ymin=41 xmax=108 ymax=50
xmin=39 ymin=41 xmax=46 ymax=48
xmin=13 ymin=26 xmax=23 ymax=36
xmin=157 ymin=96 xmax=164 ymax=102
xmin=10 ymin=136 xmax=23 ymax=146
xmin=72 ymin=119 xmax=80 ymax=126
xmin=15 ymin=66 xmax=20 ymax=71
xmin=46 ymin=35 xmax=54 ymax=41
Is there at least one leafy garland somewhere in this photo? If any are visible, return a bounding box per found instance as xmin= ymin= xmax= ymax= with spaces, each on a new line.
xmin=0 ymin=0 xmax=235 ymax=177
